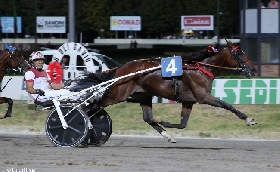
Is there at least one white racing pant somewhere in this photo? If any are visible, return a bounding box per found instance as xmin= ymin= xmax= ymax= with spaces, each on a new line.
xmin=29 ymin=89 xmax=86 ymax=103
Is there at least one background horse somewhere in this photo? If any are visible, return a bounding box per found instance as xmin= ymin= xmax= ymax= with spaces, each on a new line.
xmin=0 ymin=48 xmax=29 ymax=118
xmin=73 ymin=40 xmax=257 ymax=143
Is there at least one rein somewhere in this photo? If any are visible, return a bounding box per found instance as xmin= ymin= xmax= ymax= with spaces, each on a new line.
xmin=196 ymin=62 xmax=243 ymax=71
xmin=182 ymin=62 xmax=243 ymax=79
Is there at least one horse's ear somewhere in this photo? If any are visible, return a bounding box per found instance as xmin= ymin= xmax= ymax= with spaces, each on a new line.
xmin=226 ymin=40 xmax=233 ymax=47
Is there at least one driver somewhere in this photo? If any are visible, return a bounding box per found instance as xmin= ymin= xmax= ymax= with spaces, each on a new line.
xmin=24 ymin=52 xmax=81 ymax=106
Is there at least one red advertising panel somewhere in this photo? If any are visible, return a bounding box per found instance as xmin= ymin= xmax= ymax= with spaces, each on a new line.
xmin=181 ymin=15 xmax=214 ymax=30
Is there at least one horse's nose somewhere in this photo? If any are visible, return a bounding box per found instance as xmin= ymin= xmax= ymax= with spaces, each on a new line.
xmin=251 ymin=69 xmax=257 ymax=76
xmin=253 ymin=68 xmax=257 ymax=73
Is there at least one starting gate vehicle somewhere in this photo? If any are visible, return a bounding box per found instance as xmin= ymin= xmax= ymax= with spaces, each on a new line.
xmin=39 ymin=42 xmax=121 ymax=80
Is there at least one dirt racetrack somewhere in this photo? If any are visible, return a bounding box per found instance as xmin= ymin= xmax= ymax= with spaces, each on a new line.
xmin=0 ymin=132 xmax=279 ymax=172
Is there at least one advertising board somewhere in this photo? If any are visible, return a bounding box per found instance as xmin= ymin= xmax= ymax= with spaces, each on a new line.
xmin=0 ymin=76 xmax=28 ymax=100
xmin=181 ymin=15 xmax=214 ymax=30
xmin=0 ymin=17 xmax=22 ymax=33
xmin=36 ymin=16 xmax=66 ymax=33
xmin=212 ymin=79 xmax=280 ymax=104
xmin=110 ymin=16 xmax=141 ymax=31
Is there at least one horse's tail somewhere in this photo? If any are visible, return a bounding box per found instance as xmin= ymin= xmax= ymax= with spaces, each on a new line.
xmin=69 ymin=68 xmax=118 ymax=92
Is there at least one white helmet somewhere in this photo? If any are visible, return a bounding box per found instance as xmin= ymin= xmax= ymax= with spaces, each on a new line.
xmin=29 ymin=52 xmax=45 ymax=62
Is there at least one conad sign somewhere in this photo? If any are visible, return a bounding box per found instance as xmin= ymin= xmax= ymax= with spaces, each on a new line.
xmin=110 ymin=16 xmax=141 ymax=31
xmin=1 ymin=77 xmax=280 ymax=104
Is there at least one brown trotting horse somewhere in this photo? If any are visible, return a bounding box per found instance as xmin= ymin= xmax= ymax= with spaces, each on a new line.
xmin=0 ymin=47 xmax=29 ymax=118
xmin=73 ymin=40 xmax=258 ymax=143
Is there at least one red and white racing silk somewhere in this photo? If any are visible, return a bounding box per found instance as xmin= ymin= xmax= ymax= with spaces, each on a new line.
xmin=24 ymin=68 xmax=82 ymax=102
xmin=25 ymin=68 xmax=52 ymax=90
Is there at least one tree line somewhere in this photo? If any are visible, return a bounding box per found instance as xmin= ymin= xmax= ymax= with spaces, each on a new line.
xmin=0 ymin=0 xmax=240 ymax=42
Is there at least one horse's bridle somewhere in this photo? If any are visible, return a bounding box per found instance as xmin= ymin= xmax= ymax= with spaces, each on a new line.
xmin=9 ymin=51 xmax=28 ymax=74
xmin=183 ymin=44 xmax=254 ymax=79
xmin=228 ymin=45 xmax=252 ymax=77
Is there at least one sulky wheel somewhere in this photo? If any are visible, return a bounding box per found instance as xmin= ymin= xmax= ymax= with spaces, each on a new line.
xmin=45 ymin=105 xmax=88 ymax=147
xmin=82 ymin=108 xmax=112 ymax=146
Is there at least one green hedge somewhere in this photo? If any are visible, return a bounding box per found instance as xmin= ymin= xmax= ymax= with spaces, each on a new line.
xmin=87 ymin=45 xmax=117 ymax=50
xmin=153 ymin=44 xmax=206 ymax=53
xmin=39 ymin=44 xmax=118 ymax=51
xmin=100 ymin=48 xmax=165 ymax=63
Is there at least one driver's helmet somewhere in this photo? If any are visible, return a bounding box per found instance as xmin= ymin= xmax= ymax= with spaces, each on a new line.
xmin=29 ymin=52 xmax=45 ymax=63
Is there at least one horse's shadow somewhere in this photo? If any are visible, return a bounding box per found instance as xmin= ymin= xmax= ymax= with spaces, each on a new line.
xmin=141 ymin=146 xmax=234 ymax=150
xmin=142 ymin=146 xmax=255 ymax=152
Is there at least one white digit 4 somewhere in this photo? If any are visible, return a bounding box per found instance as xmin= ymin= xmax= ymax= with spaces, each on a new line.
xmin=166 ymin=59 xmax=177 ymax=74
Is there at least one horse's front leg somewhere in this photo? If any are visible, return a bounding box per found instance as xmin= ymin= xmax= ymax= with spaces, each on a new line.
xmin=159 ymin=103 xmax=194 ymax=129
xmin=141 ymin=104 xmax=177 ymax=143
xmin=199 ymin=94 xmax=257 ymax=126
xmin=0 ymin=97 xmax=13 ymax=118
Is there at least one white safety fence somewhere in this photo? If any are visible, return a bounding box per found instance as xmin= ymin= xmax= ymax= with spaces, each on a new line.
xmin=0 ymin=76 xmax=173 ymax=104
xmin=2 ymin=76 xmax=280 ymax=104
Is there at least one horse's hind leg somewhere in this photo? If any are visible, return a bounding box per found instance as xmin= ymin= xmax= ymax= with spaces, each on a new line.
xmin=159 ymin=103 xmax=193 ymax=129
xmin=141 ymin=104 xmax=177 ymax=143
xmin=132 ymin=93 xmax=176 ymax=142
xmin=4 ymin=98 xmax=13 ymax=118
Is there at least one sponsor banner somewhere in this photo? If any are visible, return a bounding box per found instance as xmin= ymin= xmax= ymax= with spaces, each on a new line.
xmin=36 ymin=16 xmax=66 ymax=33
xmin=110 ymin=16 xmax=141 ymax=31
xmin=0 ymin=76 xmax=28 ymax=100
xmin=212 ymin=79 xmax=280 ymax=104
xmin=0 ymin=17 xmax=22 ymax=33
xmin=181 ymin=15 xmax=214 ymax=30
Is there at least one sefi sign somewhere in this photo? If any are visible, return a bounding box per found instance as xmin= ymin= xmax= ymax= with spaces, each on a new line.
xmin=212 ymin=79 xmax=280 ymax=104
xmin=181 ymin=15 xmax=214 ymax=30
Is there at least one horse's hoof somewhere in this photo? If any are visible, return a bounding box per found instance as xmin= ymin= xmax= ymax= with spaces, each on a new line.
xmin=168 ymin=137 xmax=177 ymax=143
xmin=161 ymin=131 xmax=176 ymax=143
xmin=4 ymin=113 xmax=11 ymax=118
xmin=246 ymin=118 xmax=257 ymax=126
xmin=153 ymin=116 xmax=162 ymax=123
xmin=0 ymin=113 xmax=5 ymax=119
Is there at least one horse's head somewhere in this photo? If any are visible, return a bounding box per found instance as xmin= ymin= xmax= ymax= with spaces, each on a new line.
xmin=225 ymin=40 xmax=257 ymax=77
xmin=9 ymin=50 xmax=30 ymax=74
xmin=0 ymin=49 xmax=12 ymax=63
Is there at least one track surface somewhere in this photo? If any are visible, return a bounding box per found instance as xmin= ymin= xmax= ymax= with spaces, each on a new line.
xmin=0 ymin=134 xmax=279 ymax=172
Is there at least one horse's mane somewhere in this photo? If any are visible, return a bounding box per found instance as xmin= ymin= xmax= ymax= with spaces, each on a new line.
xmin=128 ymin=44 xmax=221 ymax=63
xmin=0 ymin=49 xmax=7 ymax=54
xmin=69 ymin=68 xmax=118 ymax=92
xmin=181 ymin=43 xmax=221 ymax=62
xmin=0 ymin=49 xmax=8 ymax=56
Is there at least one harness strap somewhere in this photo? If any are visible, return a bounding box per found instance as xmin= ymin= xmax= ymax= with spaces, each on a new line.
xmin=196 ymin=63 xmax=215 ymax=79
xmin=172 ymin=77 xmax=179 ymax=101
xmin=182 ymin=63 xmax=215 ymax=79
xmin=243 ymin=58 xmax=249 ymax=63
xmin=231 ymin=46 xmax=240 ymax=52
